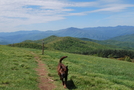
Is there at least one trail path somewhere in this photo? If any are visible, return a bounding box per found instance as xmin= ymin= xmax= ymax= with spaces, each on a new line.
xmin=32 ymin=52 xmax=55 ymax=90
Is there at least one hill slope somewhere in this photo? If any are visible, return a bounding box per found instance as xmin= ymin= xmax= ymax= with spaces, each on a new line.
xmin=0 ymin=45 xmax=38 ymax=90
xmin=80 ymin=35 xmax=134 ymax=50
xmin=9 ymin=36 xmax=134 ymax=61
xmin=36 ymin=48 xmax=134 ymax=90
xmin=1 ymin=45 xmax=134 ymax=90
xmin=110 ymin=34 xmax=134 ymax=42
xmin=96 ymin=40 xmax=134 ymax=49
xmin=10 ymin=36 xmax=113 ymax=54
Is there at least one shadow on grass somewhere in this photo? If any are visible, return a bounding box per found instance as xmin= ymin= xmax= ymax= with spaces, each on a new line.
xmin=67 ymin=79 xmax=77 ymax=90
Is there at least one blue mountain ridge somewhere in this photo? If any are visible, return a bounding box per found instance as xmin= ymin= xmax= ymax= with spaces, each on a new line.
xmin=0 ymin=26 xmax=134 ymax=44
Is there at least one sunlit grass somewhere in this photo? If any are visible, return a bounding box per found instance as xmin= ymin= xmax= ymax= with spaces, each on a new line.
xmin=1 ymin=45 xmax=134 ymax=90
xmin=36 ymin=50 xmax=134 ymax=90
xmin=0 ymin=45 xmax=38 ymax=90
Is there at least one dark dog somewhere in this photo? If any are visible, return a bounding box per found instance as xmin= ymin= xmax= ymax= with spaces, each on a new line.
xmin=57 ymin=56 xmax=68 ymax=88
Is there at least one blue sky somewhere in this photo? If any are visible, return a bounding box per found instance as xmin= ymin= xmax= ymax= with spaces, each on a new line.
xmin=0 ymin=0 xmax=134 ymax=32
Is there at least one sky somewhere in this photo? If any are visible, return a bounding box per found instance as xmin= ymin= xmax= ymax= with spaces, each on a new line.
xmin=0 ymin=0 xmax=134 ymax=32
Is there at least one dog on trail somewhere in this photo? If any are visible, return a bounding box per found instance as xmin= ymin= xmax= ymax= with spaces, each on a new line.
xmin=57 ymin=56 xmax=68 ymax=88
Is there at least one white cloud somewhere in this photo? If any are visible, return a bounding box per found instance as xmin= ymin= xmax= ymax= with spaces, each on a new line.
xmin=104 ymin=12 xmax=134 ymax=25
xmin=0 ymin=0 xmax=134 ymax=32
xmin=92 ymin=4 xmax=134 ymax=13
xmin=67 ymin=0 xmax=134 ymax=16
xmin=0 ymin=0 xmax=68 ymax=31
xmin=0 ymin=0 xmax=98 ymax=31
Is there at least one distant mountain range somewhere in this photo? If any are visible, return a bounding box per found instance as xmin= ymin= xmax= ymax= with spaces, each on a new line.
xmin=0 ymin=26 xmax=134 ymax=45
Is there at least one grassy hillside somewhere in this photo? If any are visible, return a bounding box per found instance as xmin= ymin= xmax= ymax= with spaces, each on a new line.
xmin=110 ymin=34 xmax=134 ymax=42
xmin=80 ymin=38 xmax=134 ymax=50
xmin=98 ymin=40 xmax=134 ymax=50
xmin=0 ymin=45 xmax=38 ymax=90
xmin=9 ymin=35 xmax=113 ymax=54
xmin=46 ymin=36 xmax=112 ymax=53
xmin=34 ymin=49 xmax=134 ymax=90
xmin=1 ymin=45 xmax=134 ymax=90
xmin=8 ymin=36 xmax=134 ymax=62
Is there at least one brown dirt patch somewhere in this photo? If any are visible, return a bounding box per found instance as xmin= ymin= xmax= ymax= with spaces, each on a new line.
xmin=32 ymin=52 xmax=55 ymax=90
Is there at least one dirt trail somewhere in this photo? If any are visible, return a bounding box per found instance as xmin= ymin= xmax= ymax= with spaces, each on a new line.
xmin=32 ymin=52 xmax=55 ymax=90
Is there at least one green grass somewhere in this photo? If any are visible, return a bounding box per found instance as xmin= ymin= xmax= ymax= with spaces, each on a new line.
xmin=1 ymin=45 xmax=134 ymax=90
xmin=34 ymin=49 xmax=134 ymax=90
xmin=0 ymin=45 xmax=38 ymax=90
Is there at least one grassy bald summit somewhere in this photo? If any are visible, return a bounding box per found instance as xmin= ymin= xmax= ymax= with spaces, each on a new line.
xmin=9 ymin=35 xmax=112 ymax=54
xmin=44 ymin=36 xmax=110 ymax=54
xmin=9 ymin=36 xmax=134 ymax=62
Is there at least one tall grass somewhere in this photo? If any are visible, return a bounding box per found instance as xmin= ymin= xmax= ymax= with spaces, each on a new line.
xmin=35 ymin=50 xmax=134 ymax=90
xmin=0 ymin=45 xmax=38 ymax=90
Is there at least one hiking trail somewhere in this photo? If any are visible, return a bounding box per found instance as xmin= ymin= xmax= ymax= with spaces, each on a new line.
xmin=32 ymin=52 xmax=55 ymax=90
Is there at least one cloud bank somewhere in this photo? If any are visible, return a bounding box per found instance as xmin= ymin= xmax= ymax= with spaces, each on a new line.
xmin=0 ymin=0 xmax=134 ymax=32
